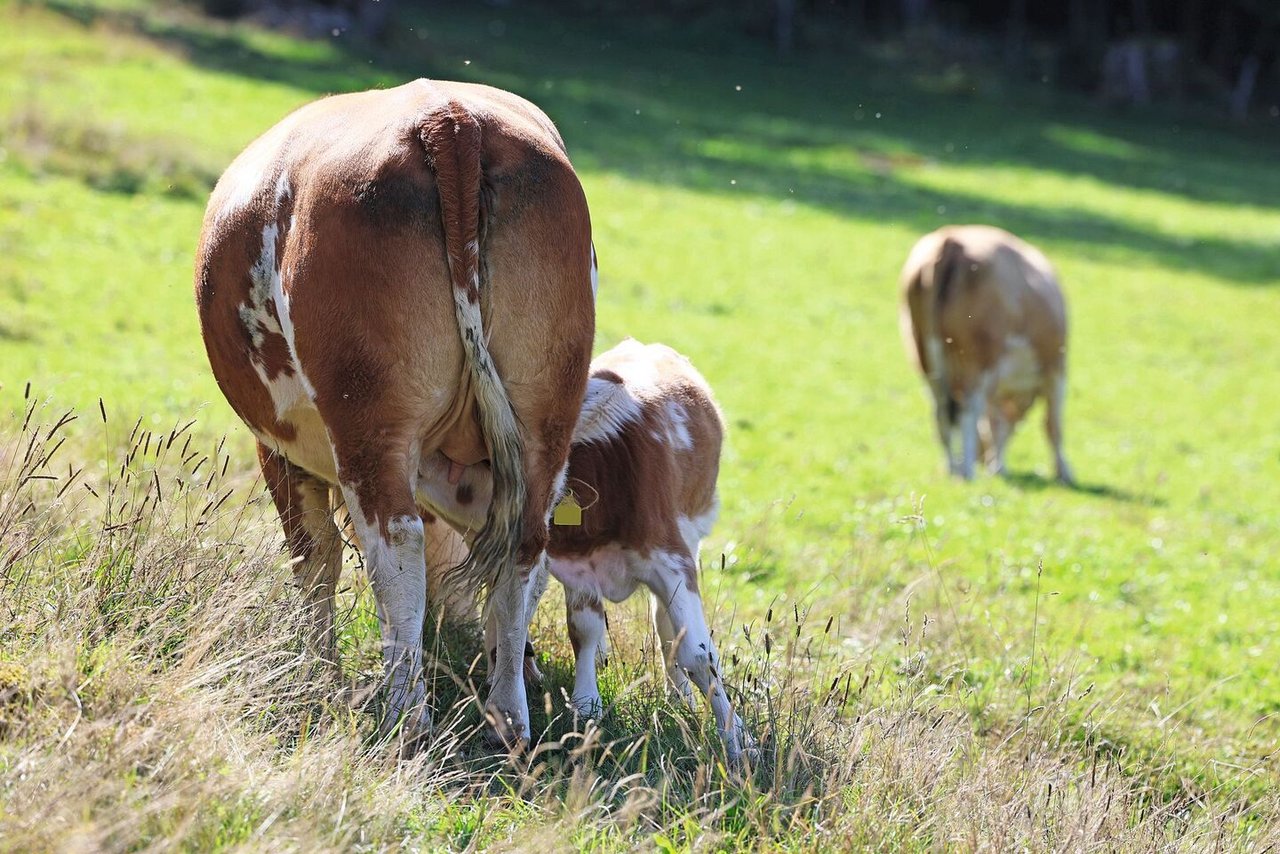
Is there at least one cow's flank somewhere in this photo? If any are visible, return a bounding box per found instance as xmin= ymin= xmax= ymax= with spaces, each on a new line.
xmin=196 ymin=79 xmax=595 ymax=751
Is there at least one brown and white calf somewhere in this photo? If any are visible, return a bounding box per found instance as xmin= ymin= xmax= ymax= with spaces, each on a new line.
xmin=423 ymin=339 xmax=750 ymax=760
xmin=195 ymin=79 xmax=596 ymax=748
xmin=899 ymin=225 xmax=1074 ymax=483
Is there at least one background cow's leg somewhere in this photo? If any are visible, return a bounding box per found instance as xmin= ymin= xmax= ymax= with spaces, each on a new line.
xmin=1045 ymin=371 xmax=1075 ymax=485
xmin=957 ymin=396 xmax=981 ymax=481
xmin=986 ymin=403 xmax=1012 ymax=475
xmin=645 ymin=548 xmax=749 ymax=762
xmin=331 ymin=445 xmax=431 ymax=749
xmin=564 ymin=587 xmax=607 ymax=715
xmin=977 ymin=414 xmax=994 ymax=473
xmin=257 ymin=442 xmax=343 ymax=667
xmin=957 ymin=373 xmax=996 ymax=480
xmin=651 ymin=594 xmax=696 ymax=705
xmin=931 ymin=385 xmax=959 ymax=476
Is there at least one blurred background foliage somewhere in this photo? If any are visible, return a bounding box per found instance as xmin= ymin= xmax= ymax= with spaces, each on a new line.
xmin=192 ymin=0 xmax=1280 ymax=120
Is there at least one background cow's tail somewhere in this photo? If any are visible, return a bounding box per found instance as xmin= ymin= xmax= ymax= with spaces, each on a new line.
xmin=924 ymin=236 xmax=967 ymax=418
xmin=421 ymin=102 xmax=526 ymax=596
xmin=928 ymin=236 xmax=966 ymax=310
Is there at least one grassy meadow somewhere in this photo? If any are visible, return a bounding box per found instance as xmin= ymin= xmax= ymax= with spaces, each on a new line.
xmin=2 ymin=0 xmax=1279 ymax=848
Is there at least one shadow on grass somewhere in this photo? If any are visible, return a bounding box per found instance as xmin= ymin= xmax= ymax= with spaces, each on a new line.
xmin=38 ymin=0 xmax=1280 ymax=285
xmin=1003 ymin=470 xmax=1164 ymax=506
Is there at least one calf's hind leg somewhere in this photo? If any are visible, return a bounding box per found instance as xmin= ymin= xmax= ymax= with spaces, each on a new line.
xmin=644 ymin=548 xmax=750 ymax=762
xmin=651 ymin=595 xmax=696 ymax=705
xmin=564 ymin=587 xmax=608 ymax=716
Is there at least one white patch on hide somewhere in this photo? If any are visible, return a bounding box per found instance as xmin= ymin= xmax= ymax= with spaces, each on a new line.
xmin=665 ymin=400 xmax=692 ymax=451
xmin=574 ymin=377 xmax=642 ymax=445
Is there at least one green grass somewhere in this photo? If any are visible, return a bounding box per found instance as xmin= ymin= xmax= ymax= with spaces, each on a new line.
xmin=2 ymin=0 xmax=1279 ymax=847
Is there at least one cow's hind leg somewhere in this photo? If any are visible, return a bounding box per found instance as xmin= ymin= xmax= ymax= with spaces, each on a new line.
xmin=483 ymin=554 xmax=547 ymax=747
xmin=258 ymin=443 xmax=343 ymax=667
xmin=564 ymin=587 xmax=608 ymax=716
xmin=475 ymin=418 xmax=579 ymax=745
xmin=328 ymin=440 xmax=431 ymax=749
xmin=644 ymin=548 xmax=750 ymax=762
xmin=484 ymin=581 xmax=545 ymax=687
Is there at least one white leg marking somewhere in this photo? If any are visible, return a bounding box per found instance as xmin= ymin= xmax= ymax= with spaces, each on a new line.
xmin=924 ymin=334 xmax=959 ymax=474
xmin=483 ymin=560 xmax=547 ymax=688
xmin=988 ymin=407 xmax=1011 ymax=475
xmin=343 ymin=493 xmax=430 ymax=742
xmin=565 ymin=588 xmax=607 ymax=715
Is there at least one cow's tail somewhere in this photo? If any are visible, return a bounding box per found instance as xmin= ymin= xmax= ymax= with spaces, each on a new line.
xmin=928 ymin=236 xmax=966 ymax=310
xmin=421 ymin=101 xmax=526 ymax=596
xmin=923 ymin=235 xmax=967 ymax=416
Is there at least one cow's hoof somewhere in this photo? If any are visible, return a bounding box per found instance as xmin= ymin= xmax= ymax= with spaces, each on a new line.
xmin=571 ymin=695 xmax=604 ymax=720
xmin=382 ymin=706 xmax=433 ymax=759
xmin=483 ymin=704 xmax=530 ymax=754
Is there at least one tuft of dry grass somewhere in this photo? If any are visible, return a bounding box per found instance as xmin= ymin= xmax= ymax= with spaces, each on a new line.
xmin=1 ymin=399 xmax=1276 ymax=852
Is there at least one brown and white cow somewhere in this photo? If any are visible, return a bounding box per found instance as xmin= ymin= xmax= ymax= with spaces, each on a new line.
xmin=423 ymin=339 xmax=751 ymax=761
xmin=195 ymin=79 xmax=596 ymax=749
xmin=899 ymin=225 xmax=1074 ymax=484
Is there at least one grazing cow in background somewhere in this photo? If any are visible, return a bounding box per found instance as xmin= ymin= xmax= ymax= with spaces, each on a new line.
xmin=899 ymin=225 xmax=1074 ymax=484
xmin=195 ymin=79 xmax=596 ymax=749
xmin=422 ymin=339 xmax=752 ymax=761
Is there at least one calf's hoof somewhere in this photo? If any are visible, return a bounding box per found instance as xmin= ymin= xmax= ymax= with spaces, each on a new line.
xmin=725 ymin=726 xmax=760 ymax=768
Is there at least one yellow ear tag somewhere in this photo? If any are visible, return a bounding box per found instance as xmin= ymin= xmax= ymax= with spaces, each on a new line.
xmin=553 ymin=493 xmax=583 ymax=526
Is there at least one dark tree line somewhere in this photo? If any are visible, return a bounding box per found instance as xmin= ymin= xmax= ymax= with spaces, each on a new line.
xmin=197 ymin=0 xmax=1280 ymax=119
xmin=590 ymin=0 xmax=1280 ymax=117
